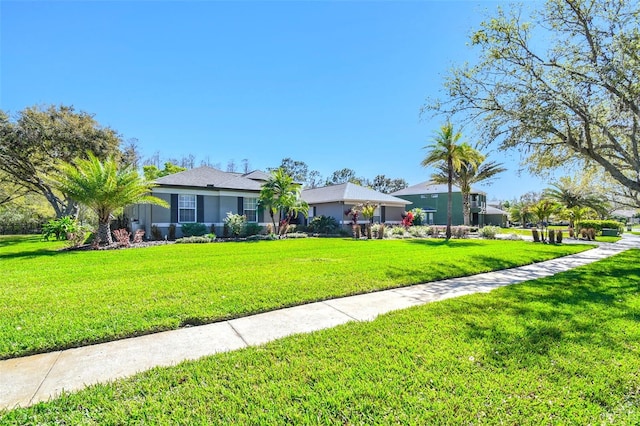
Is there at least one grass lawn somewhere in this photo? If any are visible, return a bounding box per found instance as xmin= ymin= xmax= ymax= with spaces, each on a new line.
xmin=0 ymin=235 xmax=592 ymax=360
xmin=2 ymin=249 xmax=639 ymax=424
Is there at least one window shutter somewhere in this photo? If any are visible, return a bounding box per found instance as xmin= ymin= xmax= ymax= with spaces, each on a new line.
xmin=197 ymin=195 xmax=204 ymax=223
xmin=237 ymin=197 xmax=244 ymax=215
xmin=171 ymin=194 xmax=178 ymax=223
xmin=381 ymin=206 xmax=386 ymax=223
xmin=258 ymin=207 xmax=264 ymax=223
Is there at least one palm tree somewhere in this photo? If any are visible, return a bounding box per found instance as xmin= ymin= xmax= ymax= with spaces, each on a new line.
xmin=508 ymin=201 xmax=534 ymax=226
xmin=53 ymin=152 xmax=169 ymax=245
xmin=544 ymin=178 xmax=609 ymax=227
xmin=421 ymin=123 xmax=482 ymax=238
xmin=259 ymin=168 xmax=308 ymax=235
xmin=531 ymin=199 xmax=561 ymax=241
xmin=432 ymin=153 xmax=505 ymax=226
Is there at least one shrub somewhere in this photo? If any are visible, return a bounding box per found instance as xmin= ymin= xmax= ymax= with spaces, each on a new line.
xmin=150 ymin=225 xmax=162 ymax=241
xmin=451 ymin=226 xmax=470 ymax=239
xmin=168 ymin=224 xmax=176 ymax=240
xmin=246 ymin=234 xmax=278 ymax=241
xmin=42 ymin=216 xmax=78 ymax=241
xmin=224 ymin=212 xmax=246 ymax=238
xmin=175 ymin=236 xmax=215 ymax=243
xmin=244 ymin=223 xmax=263 ymax=237
xmin=410 ymin=208 xmax=426 ymax=226
xmin=576 ymin=220 xmax=623 ymax=233
xmin=391 ymin=226 xmax=406 ymax=237
xmin=401 ymin=211 xmax=414 ymax=228
xmin=478 ymin=225 xmax=501 ymax=239
xmin=556 ymin=230 xmax=563 ymax=244
xmin=284 ymin=232 xmax=308 ymax=239
xmin=181 ymin=222 xmax=207 ymax=237
xmin=112 ymin=228 xmax=131 ymax=247
xmin=548 ymin=229 xmax=556 ymax=244
xmin=408 ymin=226 xmax=429 ymax=238
xmin=310 ymin=216 xmax=340 ymax=234
xmin=66 ymin=226 xmax=90 ymax=248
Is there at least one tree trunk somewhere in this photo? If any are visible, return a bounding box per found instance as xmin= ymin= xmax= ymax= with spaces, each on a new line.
xmin=97 ymin=221 xmax=112 ymax=245
xmin=446 ymin=162 xmax=453 ymax=239
xmin=462 ymin=192 xmax=471 ymax=226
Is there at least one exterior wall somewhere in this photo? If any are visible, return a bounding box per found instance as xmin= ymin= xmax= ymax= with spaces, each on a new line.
xmin=312 ymin=202 xmax=347 ymax=225
xmin=130 ymin=188 xmax=264 ymax=240
xmin=218 ymin=196 xmax=239 ymax=218
xmin=396 ymin=192 xmax=465 ymax=225
xmin=384 ymin=206 xmax=406 ymax=224
xmin=308 ymin=202 xmax=408 ymax=230
xmin=484 ymin=214 xmax=507 ymax=227
xmin=203 ymin=195 xmax=220 ymax=223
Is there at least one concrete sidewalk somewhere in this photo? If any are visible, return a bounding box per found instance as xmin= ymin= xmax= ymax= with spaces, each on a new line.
xmin=2 ymin=235 xmax=639 ymax=410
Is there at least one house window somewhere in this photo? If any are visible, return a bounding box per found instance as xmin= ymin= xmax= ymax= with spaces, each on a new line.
xmin=178 ymin=194 xmax=196 ymax=223
xmin=244 ymin=197 xmax=257 ymax=222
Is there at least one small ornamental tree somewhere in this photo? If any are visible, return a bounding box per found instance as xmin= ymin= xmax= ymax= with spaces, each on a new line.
xmin=359 ymin=202 xmax=378 ymax=239
xmin=53 ymin=152 xmax=168 ymax=245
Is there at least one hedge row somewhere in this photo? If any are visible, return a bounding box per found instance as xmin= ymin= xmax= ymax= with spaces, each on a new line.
xmin=575 ymin=219 xmax=624 ymax=232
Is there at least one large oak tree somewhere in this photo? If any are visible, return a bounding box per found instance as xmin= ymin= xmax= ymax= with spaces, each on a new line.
xmin=0 ymin=105 xmax=122 ymax=217
xmin=426 ymin=0 xmax=640 ymax=205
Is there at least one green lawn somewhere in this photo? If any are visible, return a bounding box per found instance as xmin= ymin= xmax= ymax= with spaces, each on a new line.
xmin=0 ymin=235 xmax=592 ymax=359
xmin=2 ymin=249 xmax=638 ymax=424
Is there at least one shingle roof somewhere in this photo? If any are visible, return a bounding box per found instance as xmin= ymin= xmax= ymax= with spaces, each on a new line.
xmin=242 ymin=170 xmax=272 ymax=182
xmin=486 ymin=205 xmax=508 ymax=215
xmin=391 ymin=180 xmax=484 ymax=196
xmin=154 ymin=166 xmax=263 ymax=191
xmin=301 ymin=182 xmax=411 ymax=206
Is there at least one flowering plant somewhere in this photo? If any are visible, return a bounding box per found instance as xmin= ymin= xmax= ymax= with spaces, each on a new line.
xmin=401 ymin=211 xmax=414 ymax=228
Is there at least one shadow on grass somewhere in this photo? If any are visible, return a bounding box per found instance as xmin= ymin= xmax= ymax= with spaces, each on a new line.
xmin=0 ymin=235 xmax=67 ymax=260
xmin=453 ymin=249 xmax=640 ymax=363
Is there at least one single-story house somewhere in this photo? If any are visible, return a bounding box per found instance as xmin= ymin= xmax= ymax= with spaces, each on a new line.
xmin=126 ymin=167 xmax=412 ymax=238
xmin=391 ymin=181 xmax=490 ymax=226
xmin=126 ymin=166 xmax=266 ymax=238
xmin=301 ymin=182 xmax=411 ymax=228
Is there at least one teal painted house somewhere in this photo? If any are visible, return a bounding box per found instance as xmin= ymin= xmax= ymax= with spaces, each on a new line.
xmin=391 ymin=181 xmax=491 ymax=226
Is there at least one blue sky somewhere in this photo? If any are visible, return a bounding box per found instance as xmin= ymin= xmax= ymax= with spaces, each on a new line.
xmin=1 ymin=0 xmax=549 ymax=201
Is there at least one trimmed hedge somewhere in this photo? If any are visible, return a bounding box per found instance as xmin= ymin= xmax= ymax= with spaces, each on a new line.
xmin=575 ymin=220 xmax=623 ymax=233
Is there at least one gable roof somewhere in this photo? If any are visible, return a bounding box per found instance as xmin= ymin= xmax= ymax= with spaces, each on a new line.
xmin=154 ymin=166 xmax=263 ymax=191
xmin=391 ymin=180 xmax=485 ymax=196
xmin=241 ymin=170 xmax=272 ymax=182
xmin=486 ymin=205 xmax=508 ymax=215
xmin=302 ymin=182 xmax=411 ymax=206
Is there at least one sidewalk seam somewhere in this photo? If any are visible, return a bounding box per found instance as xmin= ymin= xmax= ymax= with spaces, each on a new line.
xmin=321 ymin=301 xmax=361 ymax=321
xmin=226 ymin=321 xmax=250 ymax=347
xmin=28 ymin=350 xmax=62 ymax=406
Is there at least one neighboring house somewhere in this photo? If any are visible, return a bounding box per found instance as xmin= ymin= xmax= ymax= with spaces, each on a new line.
xmin=391 ymin=181 xmax=490 ymax=226
xmin=126 ymin=166 xmax=267 ymax=238
xmin=301 ymin=182 xmax=411 ymax=228
xmin=484 ymin=205 xmax=509 ymax=227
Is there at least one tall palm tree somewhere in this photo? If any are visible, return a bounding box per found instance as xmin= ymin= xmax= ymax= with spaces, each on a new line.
xmin=432 ymin=154 xmax=506 ymax=226
xmin=421 ymin=123 xmax=482 ymax=238
xmin=259 ymin=168 xmax=308 ymax=234
xmin=53 ymin=152 xmax=169 ymax=245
